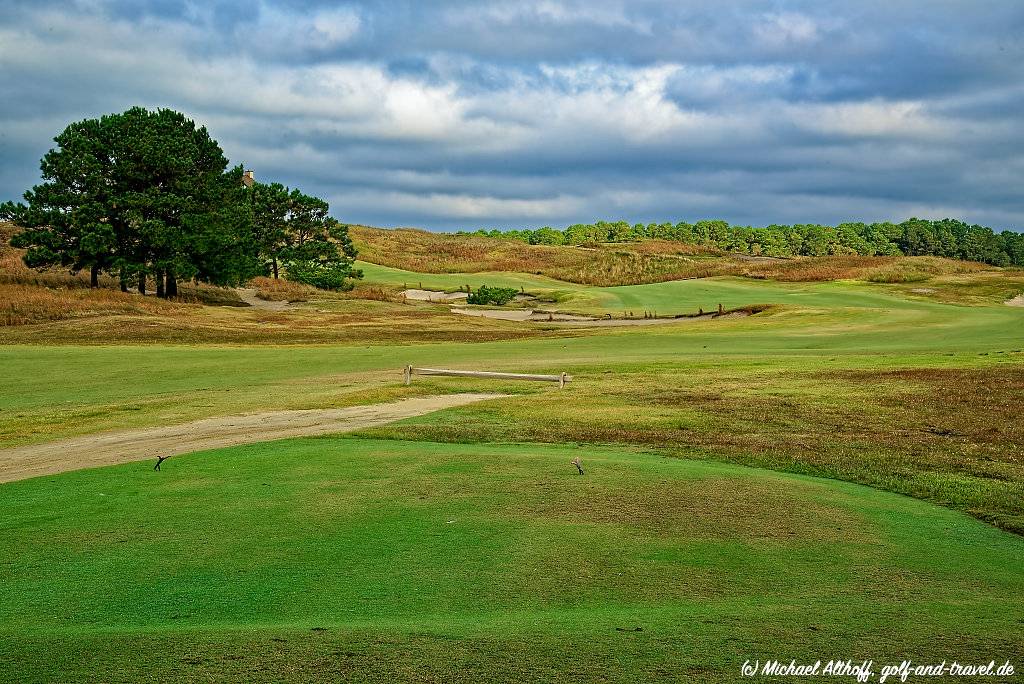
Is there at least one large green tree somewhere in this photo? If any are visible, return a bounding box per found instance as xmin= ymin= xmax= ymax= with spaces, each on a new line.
xmin=109 ymin=107 xmax=258 ymax=296
xmin=248 ymin=181 xmax=291 ymax=279
xmin=1 ymin=117 xmax=119 ymax=287
xmin=2 ymin=107 xmax=259 ymax=296
xmin=279 ymin=189 xmax=362 ymax=290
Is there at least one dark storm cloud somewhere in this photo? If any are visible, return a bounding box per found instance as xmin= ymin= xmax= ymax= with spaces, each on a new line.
xmin=1 ymin=0 xmax=1022 ymax=230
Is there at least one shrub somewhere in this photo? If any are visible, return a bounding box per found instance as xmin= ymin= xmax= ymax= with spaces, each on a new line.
xmin=466 ymin=285 xmax=518 ymax=306
xmin=284 ymin=259 xmax=361 ymax=291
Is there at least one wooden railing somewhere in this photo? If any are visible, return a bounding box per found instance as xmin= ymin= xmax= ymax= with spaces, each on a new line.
xmin=404 ymin=365 xmax=572 ymax=388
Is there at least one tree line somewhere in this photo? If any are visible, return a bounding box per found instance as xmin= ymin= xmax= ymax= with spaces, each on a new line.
xmin=1 ymin=107 xmax=361 ymax=296
xmin=466 ymin=218 xmax=1024 ymax=267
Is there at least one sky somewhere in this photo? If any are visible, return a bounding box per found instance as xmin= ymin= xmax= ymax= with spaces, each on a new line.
xmin=1 ymin=1 xmax=1022 ymax=232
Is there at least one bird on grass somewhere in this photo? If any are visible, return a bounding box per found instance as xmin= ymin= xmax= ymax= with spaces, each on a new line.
xmin=571 ymin=456 xmax=584 ymax=475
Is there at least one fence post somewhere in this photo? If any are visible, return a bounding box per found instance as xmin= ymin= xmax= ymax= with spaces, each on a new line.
xmin=404 ymin=364 xmax=412 ymax=385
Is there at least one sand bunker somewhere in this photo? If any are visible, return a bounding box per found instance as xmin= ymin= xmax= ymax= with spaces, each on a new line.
xmin=450 ymin=307 xmax=752 ymax=327
xmin=236 ymin=288 xmax=298 ymax=310
xmin=1006 ymin=294 xmax=1024 ymax=307
xmin=402 ymin=289 xmax=468 ymax=302
xmin=450 ymin=307 xmax=592 ymax=322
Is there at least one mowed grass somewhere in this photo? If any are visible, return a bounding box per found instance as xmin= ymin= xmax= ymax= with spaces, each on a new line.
xmin=3 ymin=247 xmax=1024 ymax=680
xmin=3 ymin=282 xmax=1022 ymax=448
xmin=1 ymin=438 xmax=1022 ymax=683
xmin=359 ymin=260 xmax=1024 ymax=316
xmin=2 ymin=275 xmax=1023 ymax=532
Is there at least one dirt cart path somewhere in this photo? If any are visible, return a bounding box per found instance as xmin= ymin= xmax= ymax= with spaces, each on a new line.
xmin=0 ymin=393 xmax=506 ymax=483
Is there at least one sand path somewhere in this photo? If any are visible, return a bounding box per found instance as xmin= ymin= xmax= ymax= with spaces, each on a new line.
xmin=0 ymin=393 xmax=505 ymax=483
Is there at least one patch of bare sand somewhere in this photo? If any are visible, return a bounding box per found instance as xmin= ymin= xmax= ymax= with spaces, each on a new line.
xmin=1006 ymin=294 xmax=1024 ymax=307
xmin=236 ymin=288 xmax=298 ymax=310
xmin=450 ymin=306 xmax=752 ymax=327
xmin=0 ymin=393 xmax=506 ymax=483
xmin=402 ymin=289 xmax=467 ymax=302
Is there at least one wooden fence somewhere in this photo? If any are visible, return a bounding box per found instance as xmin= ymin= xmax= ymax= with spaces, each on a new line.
xmin=404 ymin=365 xmax=572 ymax=388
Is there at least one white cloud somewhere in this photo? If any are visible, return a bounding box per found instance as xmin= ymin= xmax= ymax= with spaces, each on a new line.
xmin=231 ymin=3 xmax=362 ymax=57
xmin=754 ymin=12 xmax=825 ymax=48
xmin=312 ymin=7 xmax=362 ymax=46
xmin=334 ymin=188 xmax=586 ymax=221
xmin=446 ymin=0 xmax=652 ymax=34
xmin=790 ymin=100 xmax=952 ymax=139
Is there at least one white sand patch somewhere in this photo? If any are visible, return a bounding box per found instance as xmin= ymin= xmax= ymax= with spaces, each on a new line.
xmin=402 ymin=289 xmax=468 ymax=302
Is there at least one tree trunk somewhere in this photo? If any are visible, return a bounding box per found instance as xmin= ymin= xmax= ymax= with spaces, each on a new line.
xmin=166 ymin=271 xmax=178 ymax=298
xmin=119 ymin=268 xmax=129 ymax=293
xmin=138 ymin=272 xmax=146 ymax=295
xmin=90 ymin=265 xmax=100 ymax=288
xmin=156 ymin=269 xmax=165 ymax=298
xmin=272 ymin=258 xmax=279 ymax=279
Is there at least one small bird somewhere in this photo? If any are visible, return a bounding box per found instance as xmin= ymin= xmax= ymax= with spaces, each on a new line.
xmin=153 ymin=455 xmax=170 ymax=471
xmin=571 ymin=456 xmax=584 ymax=475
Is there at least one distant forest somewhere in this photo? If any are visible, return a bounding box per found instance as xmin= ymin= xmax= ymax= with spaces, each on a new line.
xmin=464 ymin=218 xmax=1024 ymax=267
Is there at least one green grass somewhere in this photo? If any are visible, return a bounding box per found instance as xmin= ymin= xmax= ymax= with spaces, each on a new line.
xmin=2 ymin=437 xmax=1022 ymax=682
xmin=3 ymin=275 xmax=1023 ymax=530
xmin=361 ymin=259 xmax=1024 ymax=317
xmin=3 ymin=270 xmax=1024 ymax=680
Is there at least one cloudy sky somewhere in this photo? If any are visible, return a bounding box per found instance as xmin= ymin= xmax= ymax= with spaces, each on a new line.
xmin=1 ymin=1 xmax=1022 ymax=231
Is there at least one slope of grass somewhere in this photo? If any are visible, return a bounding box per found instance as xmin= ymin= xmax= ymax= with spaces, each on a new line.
xmin=2 ymin=280 xmax=1023 ymax=531
xmin=361 ymin=259 xmax=1024 ymax=316
xmin=1 ymin=437 xmax=1022 ymax=682
xmin=351 ymin=225 xmax=734 ymax=285
xmin=352 ymin=225 xmax=1002 ymax=287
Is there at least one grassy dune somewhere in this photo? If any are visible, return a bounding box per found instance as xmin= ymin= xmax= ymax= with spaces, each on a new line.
xmin=350 ymin=225 xmax=733 ymax=285
xmin=2 ymin=438 xmax=1022 ymax=682
xmin=352 ymin=225 xmax=1001 ymax=287
xmin=362 ymin=258 xmax=1024 ymax=315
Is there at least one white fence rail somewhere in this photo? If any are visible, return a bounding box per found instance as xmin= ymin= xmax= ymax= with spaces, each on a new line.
xmin=404 ymin=365 xmax=572 ymax=388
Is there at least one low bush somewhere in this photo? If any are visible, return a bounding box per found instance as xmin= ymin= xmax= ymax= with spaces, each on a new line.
xmin=284 ymin=260 xmax=361 ymax=291
xmin=466 ymin=285 xmax=518 ymax=306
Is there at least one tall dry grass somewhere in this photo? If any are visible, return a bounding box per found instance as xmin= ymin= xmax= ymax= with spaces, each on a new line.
xmin=345 ymin=283 xmax=402 ymax=302
xmin=351 ymin=226 xmax=740 ymax=286
xmin=353 ymin=226 xmax=1003 ymax=287
xmin=0 ymin=222 xmax=240 ymax=323
xmin=0 ymin=283 xmax=192 ymax=325
xmin=738 ymin=255 xmax=992 ymax=282
xmin=250 ymin=276 xmax=316 ymax=302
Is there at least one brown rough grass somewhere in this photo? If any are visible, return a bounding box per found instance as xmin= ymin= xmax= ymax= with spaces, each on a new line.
xmin=351 ymin=226 xmax=737 ymax=286
xmin=353 ymin=225 xmax=999 ymax=286
xmin=738 ymin=255 xmax=991 ymax=282
xmin=0 ymin=283 xmax=193 ymax=325
xmin=250 ymin=276 xmax=315 ymax=302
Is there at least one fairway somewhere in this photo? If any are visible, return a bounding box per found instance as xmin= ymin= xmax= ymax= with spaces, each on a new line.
xmin=361 ymin=258 xmax=1024 ymax=319
xmin=2 ymin=437 xmax=1022 ymax=682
